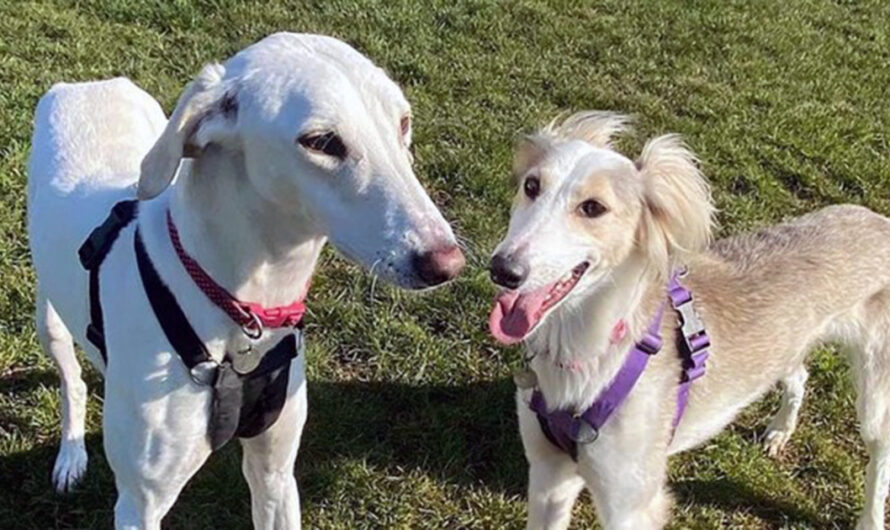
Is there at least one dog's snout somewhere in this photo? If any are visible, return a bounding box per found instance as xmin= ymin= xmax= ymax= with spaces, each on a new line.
xmin=413 ymin=244 xmax=465 ymax=287
xmin=489 ymin=253 xmax=528 ymax=290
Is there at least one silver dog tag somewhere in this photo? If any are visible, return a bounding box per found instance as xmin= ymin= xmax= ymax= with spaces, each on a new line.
xmin=231 ymin=343 xmax=262 ymax=375
xmin=569 ymin=418 xmax=599 ymax=444
xmin=513 ymin=367 xmax=538 ymax=389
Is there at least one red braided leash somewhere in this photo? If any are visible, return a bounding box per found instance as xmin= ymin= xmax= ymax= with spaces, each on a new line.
xmin=166 ymin=210 xmax=306 ymax=337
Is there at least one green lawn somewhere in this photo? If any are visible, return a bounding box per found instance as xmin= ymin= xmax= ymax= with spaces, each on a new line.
xmin=1 ymin=0 xmax=889 ymax=528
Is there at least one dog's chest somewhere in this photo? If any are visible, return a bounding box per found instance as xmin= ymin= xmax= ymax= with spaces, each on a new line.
xmin=98 ymin=224 xmax=303 ymax=450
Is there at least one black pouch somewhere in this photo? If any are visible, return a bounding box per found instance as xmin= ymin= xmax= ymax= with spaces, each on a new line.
xmin=208 ymin=333 xmax=300 ymax=450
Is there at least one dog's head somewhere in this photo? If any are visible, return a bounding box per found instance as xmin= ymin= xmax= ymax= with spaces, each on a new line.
xmin=488 ymin=112 xmax=715 ymax=344
xmin=138 ymin=33 xmax=463 ymax=289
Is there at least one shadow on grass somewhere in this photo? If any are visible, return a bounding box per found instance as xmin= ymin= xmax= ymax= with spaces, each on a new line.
xmin=0 ymin=378 xmax=524 ymax=528
xmin=0 ymin=377 xmax=825 ymax=528
xmin=0 ymin=367 xmax=68 ymax=394
xmin=301 ymin=379 xmax=527 ymax=495
xmin=673 ymin=478 xmax=824 ymax=527
xmin=0 ymin=364 xmax=104 ymax=396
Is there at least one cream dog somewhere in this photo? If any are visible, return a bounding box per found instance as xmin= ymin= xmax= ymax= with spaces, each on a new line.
xmin=489 ymin=111 xmax=890 ymax=529
xmin=28 ymin=33 xmax=463 ymax=529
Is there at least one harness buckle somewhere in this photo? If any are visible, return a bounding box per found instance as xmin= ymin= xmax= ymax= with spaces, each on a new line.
xmin=681 ymin=350 xmax=710 ymax=383
xmin=637 ymin=331 xmax=663 ymax=355
xmin=79 ymin=200 xmax=138 ymax=270
xmin=190 ymin=360 xmax=219 ymax=386
xmin=675 ymin=299 xmax=706 ymax=344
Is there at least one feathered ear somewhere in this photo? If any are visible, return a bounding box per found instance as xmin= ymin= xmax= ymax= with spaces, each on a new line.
xmin=513 ymin=135 xmax=548 ymax=179
xmin=546 ymin=111 xmax=631 ymax=149
xmin=635 ymin=134 xmax=715 ymax=268
xmin=138 ymin=63 xmax=237 ymax=200
xmin=514 ymin=111 xmax=631 ymax=178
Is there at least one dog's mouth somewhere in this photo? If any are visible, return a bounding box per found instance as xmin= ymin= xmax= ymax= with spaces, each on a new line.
xmin=489 ymin=261 xmax=590 ymax=345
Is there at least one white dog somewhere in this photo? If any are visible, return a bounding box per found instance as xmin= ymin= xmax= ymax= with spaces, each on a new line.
xmin=28 ymin=32 xmax=463 ymax=529
xmin=489 ymin=111 xmax=890 ymax=529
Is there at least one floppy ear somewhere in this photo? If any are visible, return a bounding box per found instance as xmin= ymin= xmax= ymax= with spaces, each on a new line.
xmin=635 ymin=134 xmax=715 ymax=268
xmin=138 ymin=63 xmax=237 ymax=200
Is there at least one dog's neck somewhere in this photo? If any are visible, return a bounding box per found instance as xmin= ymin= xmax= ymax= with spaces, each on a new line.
xmin=167 ymin=146 xmax=325 ymax=307
xmin=528 ymin=255 xmax=664 ymax=410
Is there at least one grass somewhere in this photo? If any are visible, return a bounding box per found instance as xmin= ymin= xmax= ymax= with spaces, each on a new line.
xmin=1 ymin=0 xmax=889 ymax=527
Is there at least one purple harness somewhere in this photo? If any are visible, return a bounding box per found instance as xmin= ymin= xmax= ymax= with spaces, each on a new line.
xmin=529 ymin=272 xmax=710 ymax=460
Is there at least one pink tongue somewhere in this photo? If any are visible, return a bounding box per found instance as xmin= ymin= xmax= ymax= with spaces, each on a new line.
xmin=488 ymin=286 xmax=552 ymax=345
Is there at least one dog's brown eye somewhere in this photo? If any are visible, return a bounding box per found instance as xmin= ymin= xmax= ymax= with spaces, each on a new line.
xmin=524 ymin=177 xmax=541 ymax=199
xmin=579 ymin=199 xmax=607 ymax=218
xmin=298 ymin=132 xmax=347 ymax=159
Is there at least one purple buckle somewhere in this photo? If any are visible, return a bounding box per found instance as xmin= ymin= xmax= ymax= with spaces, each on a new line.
xmin=637 ymin=331 xmax=663 ymax=355
xmin=668 ymin=285 xmax=692 ymax=306
xmin=687 ymin=333 xmax=710 ymax=352
xmin=681 ymin=350 xmax=709 ymax=382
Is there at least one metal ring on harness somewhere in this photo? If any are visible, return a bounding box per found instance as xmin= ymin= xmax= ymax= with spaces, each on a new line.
xmin=568 ymin=416 xmax=599 ymax=444
xmin=237 ymin=307 xmax=264 ymax=340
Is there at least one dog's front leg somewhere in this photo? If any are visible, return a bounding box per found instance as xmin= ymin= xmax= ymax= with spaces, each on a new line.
xmin=241 ymin=359 xmax=308 ymax=530
xmin=581 ymin=451 xmax=672 ymax=530
xmin=518 ymin=394 xmax=585 ymax=530
xmin=526 ymin=458 xmax=585 ymax=530
xmin=103 ymin=379 xmax=214 ymax=530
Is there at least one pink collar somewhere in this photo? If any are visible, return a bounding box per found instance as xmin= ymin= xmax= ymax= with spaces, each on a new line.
xmin=166 ymin=210 xmax=307 ymax=338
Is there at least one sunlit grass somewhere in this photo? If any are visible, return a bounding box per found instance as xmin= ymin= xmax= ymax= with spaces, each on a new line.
xmin=1 ymin=0 xmax=888 ymax=527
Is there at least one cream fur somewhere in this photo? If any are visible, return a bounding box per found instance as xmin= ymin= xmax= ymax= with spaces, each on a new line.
xmin=494 ymin=111 xmax=890 ymax=530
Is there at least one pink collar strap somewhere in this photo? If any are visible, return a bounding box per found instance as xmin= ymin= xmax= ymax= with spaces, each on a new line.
xmin=166 ymin=210 xmax=306 ymax=338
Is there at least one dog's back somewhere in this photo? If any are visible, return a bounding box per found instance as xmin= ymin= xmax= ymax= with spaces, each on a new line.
xmin=28 ymin=78 xmax=165 ymax=198
xmin=710 ymin=204 xmax=890 ymax=278
xmin=26 ymin=78 xmax=167 ymax=492
xmin=675 ymin=205 xmax=890 ymax=449
xmin=28 ymin=78 xmax=166 ymax=356
xmin=694 ymin=204 xmax=890 ymax=339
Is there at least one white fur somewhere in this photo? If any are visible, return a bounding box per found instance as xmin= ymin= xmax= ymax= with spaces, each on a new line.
xmin=28 ymin=33 xmax=458 ymax=529
xmin=762 ymin=364 xmax=808 ymax=457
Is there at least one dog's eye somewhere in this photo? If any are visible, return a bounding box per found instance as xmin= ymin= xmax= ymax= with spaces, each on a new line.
xmin=524 ymin=177 xmax=541 ymax=199
xmin=578 ymin=199 xmax=608 ymax=218
xmin=298 ymin=132 xmax=347 ymax=159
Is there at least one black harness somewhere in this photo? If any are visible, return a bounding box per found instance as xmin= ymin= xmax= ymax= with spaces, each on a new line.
xmin=79 ymin=200 xmax=301 ymax=450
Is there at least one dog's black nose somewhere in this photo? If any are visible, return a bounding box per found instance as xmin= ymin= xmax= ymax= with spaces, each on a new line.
xmin=413 ymin=244 xmax=466 ymax=287
xmin=489 ymin=253 xmax=528 ymax=289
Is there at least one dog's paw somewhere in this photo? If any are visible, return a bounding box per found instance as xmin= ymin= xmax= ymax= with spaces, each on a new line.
xmin=761 ymin=427 xmax=792 ymax=458
xmin=52 ymin=439 xmax=88 ymax=493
